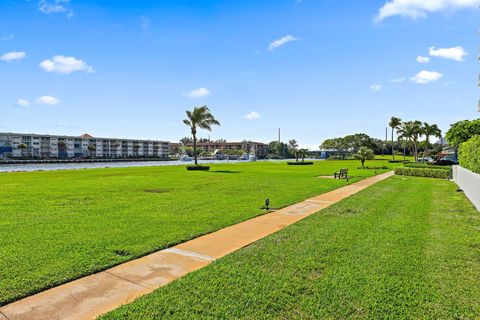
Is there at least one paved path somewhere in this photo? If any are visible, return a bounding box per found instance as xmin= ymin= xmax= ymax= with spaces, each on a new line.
xmin=0 ymin=171 xmax=394 ymax=320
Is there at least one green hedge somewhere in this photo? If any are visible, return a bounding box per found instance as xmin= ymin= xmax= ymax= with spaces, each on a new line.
xmin=394 ymin=167 xmax=450 ymax=179
xmin=459 ymin=135 xmax=480 ymax=174
xmin=403 ymin=163 xmax=452 ymax=171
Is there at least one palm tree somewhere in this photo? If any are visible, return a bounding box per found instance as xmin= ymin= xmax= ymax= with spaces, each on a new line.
xmin=18 ymin=143 xmax=27 ymax=157
xmin=87 ymin=144 xmax=96 ymax=158
xmin=298 ymin=149 xmax=308 ymax=162
xmin=354 ymin=147 xmax=375 ymax=168
xmin=57 ymin=140 xmax=67 ymax=158
xmin=183 ymin=106 xmax=220 ymax=165
xmin=293 ymin=149 xmax=300 ymax=162
xmin=421 ymin=123 xmax=442 ymax=162
xmin=397 ymin=121 xmax=422 ymax=162
xmin=389 ymin=117 xmax=402 ymax=160
xmin=288 ymin=139 xmax=298 ymax=150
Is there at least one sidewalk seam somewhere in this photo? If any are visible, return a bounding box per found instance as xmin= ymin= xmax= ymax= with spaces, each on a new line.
xmin=103 ymin=271 xmax=151 ymax=290
xmin=0 ymin=310 xmax=10 ymax=320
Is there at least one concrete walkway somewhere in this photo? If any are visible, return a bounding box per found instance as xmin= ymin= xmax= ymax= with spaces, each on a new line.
xmin=0 ymin=171 xmax=394 ymax=320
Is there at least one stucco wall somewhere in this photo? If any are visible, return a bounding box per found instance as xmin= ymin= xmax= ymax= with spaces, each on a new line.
xmin=453 ymin=165 xmax=480 ymax=211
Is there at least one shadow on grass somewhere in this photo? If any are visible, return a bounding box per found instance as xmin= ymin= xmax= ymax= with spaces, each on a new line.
xmin=208 ymin=170 xmax=242 ymax=174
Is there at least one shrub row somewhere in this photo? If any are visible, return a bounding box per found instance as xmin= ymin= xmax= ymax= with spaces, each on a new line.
xmin=287 ymin=162 xmax=314 ymax=165
xmin=186 ymin=165 xmax=210 ymax=171
xmin=459 ymin=135 xmax=480 ymax=174
xmin=403 ymin=163 xmax=452 ymax=171
xmin=357 ymin=166 xmax=389 ymax=170
xmin=394 ymin=167 xmax=450 ymax=179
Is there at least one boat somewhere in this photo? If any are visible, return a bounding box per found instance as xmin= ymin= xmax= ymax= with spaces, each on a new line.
xmin=179 ymin=155 xmax=193 ymax=161
xmin=239 ymin=153 xmax=249 ymax=161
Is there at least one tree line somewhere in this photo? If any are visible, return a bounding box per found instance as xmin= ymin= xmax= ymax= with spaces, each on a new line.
xmin=320 ymin=117 xmax=443 ymax=162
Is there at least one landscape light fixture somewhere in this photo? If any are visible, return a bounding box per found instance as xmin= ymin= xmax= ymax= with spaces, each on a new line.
xmin=265 ymin=198 xmax=270 ymax=210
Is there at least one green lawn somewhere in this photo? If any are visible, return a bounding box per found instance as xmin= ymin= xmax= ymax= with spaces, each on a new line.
xmin=0 ymin=160 xmax=394 ymax=306
xmin=100 ymin=176 xmax=480 ymax=319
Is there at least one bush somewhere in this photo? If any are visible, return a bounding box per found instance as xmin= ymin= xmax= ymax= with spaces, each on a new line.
xmin=287 ymin=162 xmax=314 ymax=165
xmin=394 ymin=167 xmax=450 ymax=179
xmin=403 ymin=163 xmax=451 ymax=171
xmin=459 ymin=135 xmax=480 ymax=174
xmin=186 ymin=165 xmax=210 ymax=171
xmin=357 ymin=166 xmax=389 ymax=170
xmin=388 ymin=160 xmax=406 ymax=163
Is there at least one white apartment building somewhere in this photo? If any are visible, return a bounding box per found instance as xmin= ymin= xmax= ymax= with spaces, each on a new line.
xmin=0 ymin=132 xmax=170 ymax=159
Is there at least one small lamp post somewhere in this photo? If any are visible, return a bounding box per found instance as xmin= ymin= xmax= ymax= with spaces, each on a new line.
xmin=265 ymin=198 xmax=270 ymax=210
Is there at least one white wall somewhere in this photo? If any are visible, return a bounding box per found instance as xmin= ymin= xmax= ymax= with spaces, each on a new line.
xmin=453 ymin=165 xmax=480 ymax=211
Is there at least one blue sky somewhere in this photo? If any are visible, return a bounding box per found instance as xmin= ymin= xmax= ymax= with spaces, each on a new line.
xmin=0 ymin=0 xmax=478 ymax=148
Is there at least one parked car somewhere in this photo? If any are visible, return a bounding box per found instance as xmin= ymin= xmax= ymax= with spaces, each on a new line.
xmin=417 ymin=157 xmax=434 ymax=163
xmin=434 ymin=154 xmax=458 ymax=166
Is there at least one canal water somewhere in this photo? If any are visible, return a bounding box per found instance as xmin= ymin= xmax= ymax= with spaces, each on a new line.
xmin=0 ymin=159 xmax=252 ymax=172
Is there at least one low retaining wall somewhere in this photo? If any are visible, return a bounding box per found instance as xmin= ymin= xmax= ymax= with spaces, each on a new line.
xmin=452 ymin=165 xmax=480 ymax=211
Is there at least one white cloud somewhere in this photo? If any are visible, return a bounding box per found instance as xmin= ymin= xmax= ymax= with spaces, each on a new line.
xmin=186 ymin=87 xmax=210 ymax=98
xmin=0 ymin=34 xmax=14 ymax=41
xmin=16 ymin=99 xmax=30 ymax=107
xmin=38 ymin=0 xmax=74 ymax=18
xmin=370 ymin=84 xmax=382 ymax=92
xmin=429 ymin=46 xmax=467 ymax=61
xmin=390 ymin=77 xmax=406 ymax=84
xmin=268 ymin=35 xmax=299 ymax=51
xmin=376 ymin=0 xmax=477 ymax=21
xmin=243 ymin=111 xmax=262 ymax=120
xmin=36 ymin=96 xmax=61 ymax=105
xmin=39 ymin=55 xmax=94 ymax=74
xmin=416 ymin=56 xmax=430 ymax=63
xmin=0 ymin=51 xmax=26 ymax=62
xmin=410 ymin=70 xmax=443 ymax=84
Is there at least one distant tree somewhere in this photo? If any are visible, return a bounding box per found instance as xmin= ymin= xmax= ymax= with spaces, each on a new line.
xmin=354 ymin=147 xmax=375 ymax=168
xmin=445 ymin=119 xmax=480 ymax=147
xmin=321 ymin=137 xmax=348 ymax=159
xmin=18 ymin=143 xmax=27 ymax=157
xmin=288 ymin=139 xmax=299 ymax=150
xmin=267 ymin=141 xmax=293 ymax=159
xmin=183 ymin=105 xmax=220 ymax=166
xmin=398 ymin=121 xmax=422 ymax=162
xmin=421 ymin=123 xmax=442 ymax=162
xmin=298 ymin=148 xmax=309 ymax=162
xmin=180 ymin=137 xmax=193 ymax=145
xmin=57 ymin=140 xmax=67 ymax=151
xmin=87 ymin=144 xmax=96 ymax=158
xmin=389 ymin=117 xmax=402 ymax=160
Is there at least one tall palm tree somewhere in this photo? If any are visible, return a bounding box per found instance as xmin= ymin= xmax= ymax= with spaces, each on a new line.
xmin=183 ymin=105 xmax=220 ymax=165
xmin=421 ymin=122 xmax=442 ymax=162
xmin=397 ymin=121 xmax=422 ymax=162
xmin=389 ymin=117 xmax=402 ymax=160
xmin=293 ymin=149 xmax=300 ymax=163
